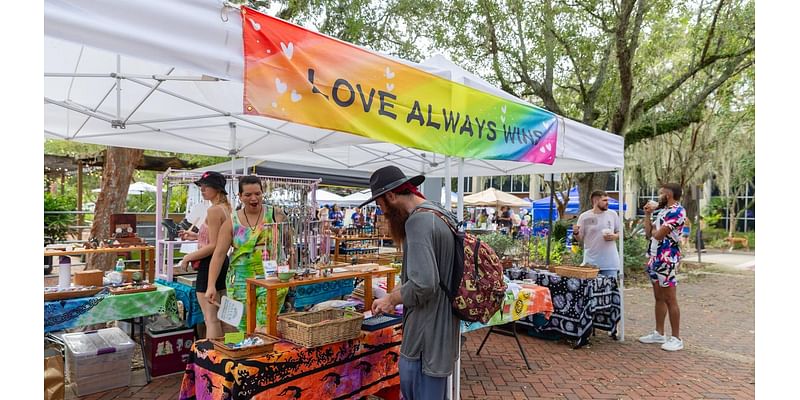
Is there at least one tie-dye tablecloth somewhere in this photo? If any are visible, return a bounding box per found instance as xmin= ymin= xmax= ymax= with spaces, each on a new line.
xmin=461 ymin=284 xmax=553 ymax=333
xmin=179 ymin=325 xmax=402 ymax=400
xmin=44 ymin=284 xmax=179 ymax=332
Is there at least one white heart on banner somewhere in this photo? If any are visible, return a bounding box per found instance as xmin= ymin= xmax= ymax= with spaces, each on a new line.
xmin=280 ymin=42 xmax=294 ymax=59
xmin=275 ymin=78 xmax=287 ymax=94
xmin=545 ymin=142 xmax=552 ymax=151
xmin=291 ymin=90 xmax=302 ymax=102
xmin=386 ymin=83 xmax=395 ymax=91
xmin=385 ymin=67 xmax=395 ymax=79
xmin=539 ymin=146 xmax=546 ymax=153
xmin=250 ymin=19 xmax=261 ymax=31
xmin=501 ymin=105 xmax=507 ymax=114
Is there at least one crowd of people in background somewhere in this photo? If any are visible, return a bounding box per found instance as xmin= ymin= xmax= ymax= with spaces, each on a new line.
xmin=316 ymin=204 xmax=380 ymax=229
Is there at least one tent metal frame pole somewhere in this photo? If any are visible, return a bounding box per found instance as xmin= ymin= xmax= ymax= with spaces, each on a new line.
xmin=44 ymin=97 xmax=116 ymax=124
xmin=545 ymin=174 xmax=555 ymax=266
xmin=115 ymin=55 xmax=121 ymax=124
xmin=122 ymin=67 xmax=175 ymax=125
xmin=445 ymin=156 xmax=451 ymax=209
xmin=452 ymin=157 xmax=465 ymax=400
xmin=617 ymin=168 xmax=626 ymax=342
xmin=123 ymin=76 xmax=312 ymax=145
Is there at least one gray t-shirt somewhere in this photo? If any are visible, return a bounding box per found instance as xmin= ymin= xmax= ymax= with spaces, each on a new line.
xmin=399 ymin=201 xmax=459 ymax=377
xmin=577 ymin=209 xmax=621 ymax=271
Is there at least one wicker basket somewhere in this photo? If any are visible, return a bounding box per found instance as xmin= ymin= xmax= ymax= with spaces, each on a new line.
xmin=74 ymin=270 xmax=103 ymax=287
xmin=552 ymin=265 xmax=599 ymax=279
xmin=278 ymin=309 xmax=364 ymax=348
xmin=209 ymin=334 xmax=280 ymax=359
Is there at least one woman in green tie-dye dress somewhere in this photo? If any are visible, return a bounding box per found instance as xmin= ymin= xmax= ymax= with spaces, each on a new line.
xmin=206 ymin=176 xmax=288 ymax=332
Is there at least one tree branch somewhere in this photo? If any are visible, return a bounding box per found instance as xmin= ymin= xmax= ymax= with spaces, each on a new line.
xmin=630 ymin=45 xmax=754 ymax=121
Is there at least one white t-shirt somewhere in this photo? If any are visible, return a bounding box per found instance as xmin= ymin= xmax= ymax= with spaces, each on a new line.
xmin=577 ymin=209 xmax=621 ymax=271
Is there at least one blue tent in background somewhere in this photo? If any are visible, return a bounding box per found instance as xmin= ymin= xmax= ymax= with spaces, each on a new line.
xmin=529 ymin=187 xmax=626 ymax=222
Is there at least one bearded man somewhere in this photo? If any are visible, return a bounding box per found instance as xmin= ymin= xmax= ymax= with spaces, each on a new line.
xmin=362 ymin=166 xmax=458 ymax=400
xmin=573 ymin=190 xmax=621 ymax=277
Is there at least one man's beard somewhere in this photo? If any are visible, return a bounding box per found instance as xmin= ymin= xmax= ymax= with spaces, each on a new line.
xmin=658 ymin=196 xmax=668 ymax=209
xmin=383 ymin=202 xmax=410 ymax=243
xmin=598 ymin=203 xmax=608 ymax=211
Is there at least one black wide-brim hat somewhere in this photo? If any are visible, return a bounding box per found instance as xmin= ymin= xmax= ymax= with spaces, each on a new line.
xmin=194 ymin=171 xmax=228 ymax=195
xmin=359 ymin=166 xmax=424 ymax=208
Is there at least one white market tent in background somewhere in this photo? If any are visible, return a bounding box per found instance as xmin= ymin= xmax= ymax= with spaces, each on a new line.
xmin=91 ymin=181 xmax=160 ymax=195
xmin=44 ymin=1 xmax=627 ymax=397
xmin=314 ymin=189 xmax=345 ymax=203
xmin=462 ymin=188 xmax=531 ymax=208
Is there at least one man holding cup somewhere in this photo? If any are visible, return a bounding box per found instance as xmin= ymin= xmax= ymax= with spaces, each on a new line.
xmin=573 ymin=190 xmax=620 ymax=277
xmin=638 ymin=183 xmax=687 ymax=351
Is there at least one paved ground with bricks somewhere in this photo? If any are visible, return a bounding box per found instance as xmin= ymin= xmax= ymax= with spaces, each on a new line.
xmin=69 ymin=256 xmax=755 ymax=399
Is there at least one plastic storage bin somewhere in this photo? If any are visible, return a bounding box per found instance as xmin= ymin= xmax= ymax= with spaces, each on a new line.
xmin=62 ymin=327 xmax=135 ymax=396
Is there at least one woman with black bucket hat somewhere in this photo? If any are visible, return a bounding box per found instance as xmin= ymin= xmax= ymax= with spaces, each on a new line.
xmin=178 ymin=171 xmax=232 ymax=338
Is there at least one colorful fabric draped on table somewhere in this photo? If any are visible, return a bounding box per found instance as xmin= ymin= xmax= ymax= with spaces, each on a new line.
xmin=179 ymin=325 xmax=402 ymax=400
xmin=461 ymin=283 xmax=553 ymax=333
xmin=228 ymin=206 xmax=288 ymax=332
xmin=44 ymin=284 xmax=179 ymax=332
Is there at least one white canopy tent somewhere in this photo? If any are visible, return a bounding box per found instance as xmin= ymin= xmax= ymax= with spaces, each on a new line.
xmin=461 ymin=188 xmax=531 ymax=208
xmin=44 ymin=1 xmax=627 ymax=398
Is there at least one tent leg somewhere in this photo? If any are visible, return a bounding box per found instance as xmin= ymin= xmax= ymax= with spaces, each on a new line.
xmin=617 ymin=168 xmax=625 ymax=342
xmin=545 ymin=174 xmax=555 ymax=265
xmin=450 ymin=158 xmax=465 ymax=400
xmin=445 ymin=156 xmax=451 ymax=210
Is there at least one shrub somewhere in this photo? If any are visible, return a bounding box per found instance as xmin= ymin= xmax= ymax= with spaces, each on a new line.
xmin=44 ymin=193 xmax=76 ymax=241
xmin=478 ymin=232 xmax=515 ymax=258
xmin=529 ymin=237 xmax=564 ymax=265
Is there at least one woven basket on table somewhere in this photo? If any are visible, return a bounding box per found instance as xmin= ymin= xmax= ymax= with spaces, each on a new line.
xmin=552 ymin=265 xmax=599 ymax=279
xmin=278 ymin=308 xmax=364 ymax=348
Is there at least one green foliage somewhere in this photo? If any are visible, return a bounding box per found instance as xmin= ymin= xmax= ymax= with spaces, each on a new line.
xmin=478 ymin=232 xmax=514 ymax=258
xmin=529 ymin=238 xmax=563 ymax=265
xmin=703 ymin=197 xmax=727 ymax=228
xmin=624 ymin=234 xmax=649 ymax=272
xmin=44 ymin=193 xmax=77 ymax=241
xmin=550 ymin=219 xmax=571 ymax=244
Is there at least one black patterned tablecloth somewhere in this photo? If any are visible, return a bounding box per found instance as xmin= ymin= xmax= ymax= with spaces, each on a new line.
xmin=506 ymin=269 xmax=621 ymax=340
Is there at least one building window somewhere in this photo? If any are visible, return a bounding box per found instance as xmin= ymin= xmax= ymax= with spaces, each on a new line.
xmin=483 ymin=175 xmax=530 ymax=193
xmin=450 ymin=177 xmax=473 ymax=193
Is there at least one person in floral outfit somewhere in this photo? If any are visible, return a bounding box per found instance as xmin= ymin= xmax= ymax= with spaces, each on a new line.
xmin=638 ymin=183 xmax=687 ymax=351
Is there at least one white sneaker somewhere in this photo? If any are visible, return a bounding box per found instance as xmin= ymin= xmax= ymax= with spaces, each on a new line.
xmin=638 ymin=330 xmax=667 ymax=344
xmin=661 ymin=336 xmax=684 ymax=351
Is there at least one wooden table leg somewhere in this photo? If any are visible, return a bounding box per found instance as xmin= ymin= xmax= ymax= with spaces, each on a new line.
xmin=364 ymin=275 xmax=373 ymax=314
xmin=267 ymin=288 xmax=278 ymax=337
xmin=386 ymin=272 xmax=395 ymax=293
xmin=139 ymin=252 xmax=145 ymax=277
xmin=247 ymin=281 xmax=256 ymax=334
xmin=148 ymin=248 xmax=155 ymax=283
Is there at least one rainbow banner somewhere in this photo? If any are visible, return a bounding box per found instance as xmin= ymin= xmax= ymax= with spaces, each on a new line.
xmin=242 ymin=7 xmax=558 ymax=164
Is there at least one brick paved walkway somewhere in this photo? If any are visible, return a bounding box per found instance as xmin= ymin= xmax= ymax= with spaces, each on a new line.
xmin=71 ymin=266 xmax=755 ymax=399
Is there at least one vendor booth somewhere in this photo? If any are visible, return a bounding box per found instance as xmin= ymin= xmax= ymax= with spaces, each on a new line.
xmin=44 ymin=1 xmax=624 ymax=399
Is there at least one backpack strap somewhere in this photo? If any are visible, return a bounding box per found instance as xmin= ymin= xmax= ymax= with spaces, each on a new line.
xmin=412 ymin=207 xmax=458 ymax=235
xmin=412 ymin=208 xmax=456 ymax=296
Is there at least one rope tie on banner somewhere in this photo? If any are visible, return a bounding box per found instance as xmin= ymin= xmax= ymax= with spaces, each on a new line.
xmin=221 ymin=1 xmax=239 ymax=22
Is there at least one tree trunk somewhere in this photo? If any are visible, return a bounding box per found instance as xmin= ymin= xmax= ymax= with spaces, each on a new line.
xmin=577 ymin=172 xmax=611 ymax=212
xmin=87 ymin=146 xmax=144 ymax=271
